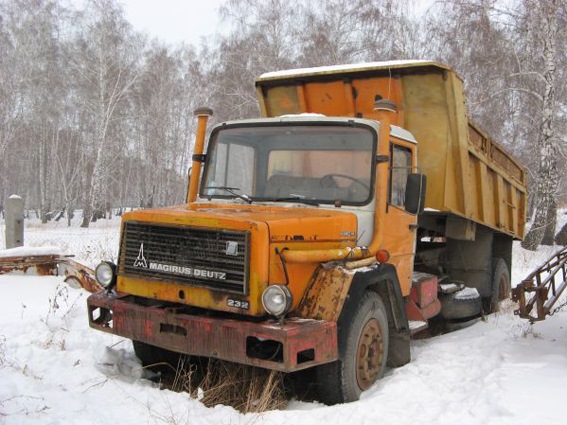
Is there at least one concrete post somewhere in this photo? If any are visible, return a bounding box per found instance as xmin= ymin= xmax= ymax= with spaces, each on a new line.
xmin=5 ymin=195 xmax=24 ymax=249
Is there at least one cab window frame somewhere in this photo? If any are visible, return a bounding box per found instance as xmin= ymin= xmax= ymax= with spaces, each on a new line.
xmin=388 ymin=142 xmax=413 ymax=209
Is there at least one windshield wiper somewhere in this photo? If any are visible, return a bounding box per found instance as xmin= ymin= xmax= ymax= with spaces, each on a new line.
xmin=204 ymin=186 xmax=252 ymax=204
xmin=264 ymin=196 xmax=320 ymax=206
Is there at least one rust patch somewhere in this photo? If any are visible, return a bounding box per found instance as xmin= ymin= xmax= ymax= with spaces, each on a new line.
xmin=0 ymin=254 xmax=101 ymax=293
xmin=297 ymin=265 xmax=354 ymax=321
xmin=0 ymin=254 xmax=59 ymax=276
xmin=58 ymin=259 xmax=101 ymax=293
xmin=87 ymin=291 xmax=338 ymax=372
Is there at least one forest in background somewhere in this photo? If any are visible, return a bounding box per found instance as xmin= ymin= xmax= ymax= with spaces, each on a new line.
xmin=0 ymin=0 xmax=565 ymax=241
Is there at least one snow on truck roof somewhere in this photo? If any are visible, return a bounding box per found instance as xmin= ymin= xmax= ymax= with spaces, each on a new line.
xmin=256 ymin=60 xmax=452 ymax=81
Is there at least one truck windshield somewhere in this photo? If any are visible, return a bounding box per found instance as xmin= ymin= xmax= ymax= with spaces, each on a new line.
xmin=201 ymin=123 xmax=376 ymax=205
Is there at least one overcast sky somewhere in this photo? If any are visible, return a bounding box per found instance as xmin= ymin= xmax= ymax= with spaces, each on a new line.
xmin=117 ymin=0 xmax=225 ymax=46
xmin=80 ymin=1 xmax=434 ymax=47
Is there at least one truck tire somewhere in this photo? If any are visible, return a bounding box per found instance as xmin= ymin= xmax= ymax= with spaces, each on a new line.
xmin=132 ymin=340 xmax=181 ymax=372
xmin=484 ymin=257 xmax=511 ymax=313
xmin=316 ymin=291 xmax=389 ymax=404
xmin=439 ymin=288 xmax=482 ymax=320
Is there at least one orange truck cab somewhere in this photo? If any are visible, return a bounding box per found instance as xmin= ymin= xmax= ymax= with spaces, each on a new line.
xmin=87 ymin=61 xmax=526 ymax=404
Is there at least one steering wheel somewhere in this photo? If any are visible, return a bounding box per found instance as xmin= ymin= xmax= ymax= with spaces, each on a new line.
xmin=320 ymin=174 xmax=371 ymax=191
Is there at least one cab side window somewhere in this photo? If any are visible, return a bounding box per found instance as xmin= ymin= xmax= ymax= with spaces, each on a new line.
xmin=389 ymin=144 xmax=412 ymax=207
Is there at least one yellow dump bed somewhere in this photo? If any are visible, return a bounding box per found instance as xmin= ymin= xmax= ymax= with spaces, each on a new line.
xmin=256 ymin=60 xmax=526 ymax=239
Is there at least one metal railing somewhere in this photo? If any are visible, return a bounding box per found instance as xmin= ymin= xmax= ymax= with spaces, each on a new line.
xmin=512 ymin=246 xmax=567 ymax=322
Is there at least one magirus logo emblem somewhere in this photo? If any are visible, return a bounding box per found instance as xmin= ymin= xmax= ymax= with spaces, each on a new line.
xmin=133 ymin=243 xmax=148 ymax=268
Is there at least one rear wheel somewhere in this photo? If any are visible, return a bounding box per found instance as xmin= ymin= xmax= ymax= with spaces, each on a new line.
xmin=484 ymin=257 xmax=511 ymax=313
xmin=316 ymin=291 xmax=389 ymax=404
xmin=439 ymin=288 xmax=482 ymax=320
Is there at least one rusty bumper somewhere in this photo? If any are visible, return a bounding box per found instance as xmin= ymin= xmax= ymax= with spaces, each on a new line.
xmin=87 ymin=291 xmax=338 ymax=372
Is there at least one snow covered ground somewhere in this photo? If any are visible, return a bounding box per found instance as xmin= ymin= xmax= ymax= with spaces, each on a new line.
xmin=1 ymin=217 xmax=567 ymax=425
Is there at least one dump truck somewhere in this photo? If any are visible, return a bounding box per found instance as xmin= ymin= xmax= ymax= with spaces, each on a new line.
xmin=87 ymin=60 xmax=527 ymax=404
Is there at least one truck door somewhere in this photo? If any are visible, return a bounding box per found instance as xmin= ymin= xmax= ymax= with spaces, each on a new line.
xmin=382 ymin=138 xmax=418 ymax=297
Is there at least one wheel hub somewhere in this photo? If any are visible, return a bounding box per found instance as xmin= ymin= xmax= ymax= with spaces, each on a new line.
xmin=356 ymin=318 xmax=384 ymax=390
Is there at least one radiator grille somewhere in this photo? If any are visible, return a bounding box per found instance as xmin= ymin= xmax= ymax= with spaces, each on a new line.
xmin=119 ymin=221 xmax=250 ymax=294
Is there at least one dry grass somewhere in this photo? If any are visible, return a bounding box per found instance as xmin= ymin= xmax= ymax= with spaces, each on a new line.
xmin=170 ymin=358 xmax=288 ymax=413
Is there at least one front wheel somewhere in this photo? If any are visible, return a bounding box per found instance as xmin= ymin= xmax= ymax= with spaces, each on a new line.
xmin=316 ymin=291 xmax=389 ymax=404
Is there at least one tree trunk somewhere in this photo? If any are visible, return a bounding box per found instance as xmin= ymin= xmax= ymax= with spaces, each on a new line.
xmin=555 ymin=220 xmax=567 ymax=246
xmin=81 ymin=169 xmax=93 ymax=228
xmin=81 ymin=204 xmax=92 ymax=228
xmin=541 ymin=200 xmax=557 ymax=245
xmin=521 ymin=1 xmax=559 ymax=251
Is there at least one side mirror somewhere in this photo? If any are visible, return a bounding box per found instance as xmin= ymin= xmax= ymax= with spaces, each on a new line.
xmin=405 ymin=173 xmax=426 ymax=214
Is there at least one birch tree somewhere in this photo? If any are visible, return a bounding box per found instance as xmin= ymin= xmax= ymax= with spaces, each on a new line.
xmin=70 ymin=0 xmax=142 ymax=227
xmin=297 ymin=0 xmax=369 ymax=65
xmin=426 ymin=1 xmax=519 ymax=144
xmin=211 ymin=0 xmax=300 ymax=121
xmin=1 ymin=0 xmax=563 ymax=229
xmin=0 ymin=7 xmax=21 ymax=204
xmin=0 ymin=0 xmax=68 ymax=220
xmin=429 ymin=0 xmax=566 ymax=250
xmin=296 ymin=0 xmax=422 ymax=66
xmin=521 ymin=0 xmax=563 ymax=250
xmin=130 ymin=43 xmax=201 ymax=207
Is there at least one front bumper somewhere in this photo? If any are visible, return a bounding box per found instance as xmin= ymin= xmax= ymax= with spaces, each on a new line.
xmin=87 ymin=291 xmax=338 ymax=372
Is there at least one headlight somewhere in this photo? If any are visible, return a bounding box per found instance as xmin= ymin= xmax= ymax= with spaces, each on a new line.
xmin=262 ymin=285 xmax=292 ymax=317
xmin=95 ymin=261 xmax=117 ymax=288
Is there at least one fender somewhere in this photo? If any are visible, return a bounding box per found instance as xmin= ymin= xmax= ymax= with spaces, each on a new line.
xmin=339 ymin=263 xmax=410 ymax=367
xmin=297 ymin=265 xmax=355 ymax=321
xmin=341 ymin=264 xmax=409 ymax=332
xmin=297 ymin=262 xmax=411 ymax=368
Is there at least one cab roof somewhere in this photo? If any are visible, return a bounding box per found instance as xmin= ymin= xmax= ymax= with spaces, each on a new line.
xmin=214 ymin=115 xmax=417 ymax=144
